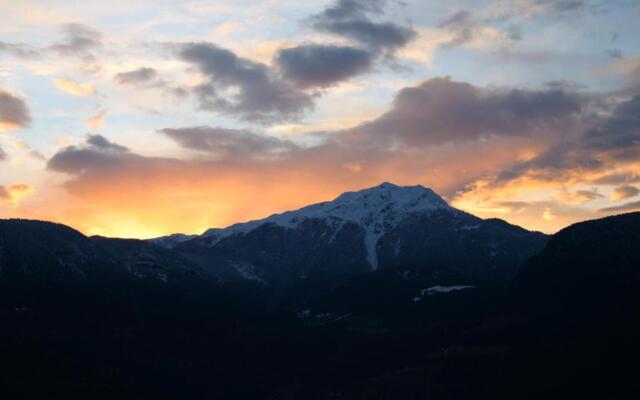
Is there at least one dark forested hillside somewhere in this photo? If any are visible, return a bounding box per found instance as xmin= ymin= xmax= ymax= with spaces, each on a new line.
xmin=0 ymin=211 xmax=638 ymax=399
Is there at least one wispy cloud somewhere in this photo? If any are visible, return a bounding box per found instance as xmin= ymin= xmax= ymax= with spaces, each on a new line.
xmin=87 ymin=110 xmax=106 ymax=129
xmin=53 ymin=78 xmax=96 ymax=96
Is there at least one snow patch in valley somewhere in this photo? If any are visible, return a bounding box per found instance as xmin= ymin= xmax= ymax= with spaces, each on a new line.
xmin=423 ymin=285 xmax=475 ymax=295
xmin=413 ymin=285 xmax=476 ymax=302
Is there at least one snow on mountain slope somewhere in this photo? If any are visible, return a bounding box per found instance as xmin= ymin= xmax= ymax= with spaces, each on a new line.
xmin=200 ymin=182 xmax=454 ymax=269
xmin=149 ymin=233 xmax=198 ymax=249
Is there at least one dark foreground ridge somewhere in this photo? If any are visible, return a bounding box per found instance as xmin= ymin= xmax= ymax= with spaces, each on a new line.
xmin=0 ymin=187 xmax=638 ymax=399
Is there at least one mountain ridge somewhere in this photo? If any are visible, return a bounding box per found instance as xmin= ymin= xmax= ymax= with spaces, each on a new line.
xmin=157 ymin=182 xmax=548 ymax=303
xmin=194 ymin=182 xmax=454 ymax=270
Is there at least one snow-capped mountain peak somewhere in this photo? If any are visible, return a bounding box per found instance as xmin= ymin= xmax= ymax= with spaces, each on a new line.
xmin=202 ymin=183 xmax=453 ymax=269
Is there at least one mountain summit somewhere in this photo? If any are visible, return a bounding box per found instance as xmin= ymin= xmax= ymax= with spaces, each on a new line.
xmin=170 ymin=183 xmax=548 ymax=301
xmin=199 ymin=182 xmax=451 ymax=270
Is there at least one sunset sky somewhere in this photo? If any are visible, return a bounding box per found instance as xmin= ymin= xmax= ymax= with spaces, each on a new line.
xmin=1 ymin=0 xmax=639 ymax=238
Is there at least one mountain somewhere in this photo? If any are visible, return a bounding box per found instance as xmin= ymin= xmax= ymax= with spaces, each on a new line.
xmin=169 ymin=182 xmax=548 ymax=304
xmin=1 ymin=196 xmax=639 ymax=399
xmin=0 ymin=219 xmax=217 ymax=288
xmin=274 ymin=212 xmax=640 ymax=399
xmin=512 ymin=211 xmax=640 ymax=318
xmin=148 ymin=233 xmax=198 ymax=249
xmin=0 ymin=183 xmax=548 ymax=311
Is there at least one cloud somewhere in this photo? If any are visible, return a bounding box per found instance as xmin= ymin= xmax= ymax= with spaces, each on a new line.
xmin=47 ymin=134 xmax=131 ymax=174
xmin=113 ymin=66 xmax=187 ymax=98
xmin=600 ymin=55 xmax=640 ymax=96
xmin=310 ymin=0 xmax=416 ymax=56
xmin=542 ymin=206 xmax=557 ymax=221
xmin=178 ymin=42 xmax=314 ymax=123
xmin=45 ymin=115 xmax=527 ymax=236
xmin=0 ymin=145 xmax=6 ymax=161
xmin=438 ymin=0 xmax=592 ymax=49
xmin=490 ymin=95 xmax=640 ymax=185
xmin=592 ymin=172 xmax=640 ymax=185
xmin=485 ymin=0 xmax=589 ymax=21
xmin=40 ymin=77 xmax=639 ymax=236
xmin=605 ymin=48 xmax=623 ymax=59
xmin=598 ymin=200 xmax=640 ymax=213
xmin=0 ymin=41 xmax=39 ymax=58
xmin=50 ymin=23 xmax=102 ymax=60
xmin=344 ymin=77 xmax=583 ymax=147
xmin=276 ymin=44 xmax=373 ymax=88
xmin=447 ymin=90 xmax=640 ymax=229
xmin=86 ymin=134 xmax=128 ymax=152
xmin=0 ymin=88 xmax=31 ymax=131
xmin=438 ymin=10 xmax=479 ymax=47
xmin=45 ymin=76 xmax=585 ymax=236
xmin=0 ymin=183 xmax=33 ymax=205
xmin=160 ymin=127 xmax=298 ymax=160
xmin=613 ymin=185 xmax=639 ymax=201
xmin=556 ymin=189 xmax=604 ymax=204
xmin=87 ymin=110 xmax=106 ymax=129
xmin=269 ymin=1 xmax=417 ymax=90
xmin=53 ymin=78 xmax=96 ymax=96
xmin=114 ymin=67 xmax=158 ymax=85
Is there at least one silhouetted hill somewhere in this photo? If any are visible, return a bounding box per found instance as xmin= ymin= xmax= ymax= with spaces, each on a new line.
xmin=1 ymin=202 xmax=638 ymax=399
xmin=512 ymin=212 xmax=640 ymax=318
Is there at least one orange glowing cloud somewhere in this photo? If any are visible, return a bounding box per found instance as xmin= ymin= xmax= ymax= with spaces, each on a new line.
xmin=0 ymin=183 xmax=34 ymax=206
xmin=35 ymin=127 xmax=547 ymax=239
xmin=86 ymin=110 xmax=106 ymax=129
xmin=24 ymin=78 xmax=640 ymax=238
xmin=53 ymin=78 xmax=96 ymax=96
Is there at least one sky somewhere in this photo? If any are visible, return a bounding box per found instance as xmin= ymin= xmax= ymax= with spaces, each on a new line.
xmin=1 ymin=0 xmax=639 ymax=238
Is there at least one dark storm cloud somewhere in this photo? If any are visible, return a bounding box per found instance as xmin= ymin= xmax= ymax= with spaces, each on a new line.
xmin=50 ymin=23 xmax=102 ymax=60
xmin=0 ymin=89 xmax=31 ymax=129
xmin=346 ymin=77 xmax=583 ymax=147
xmin=0 ymin=41 xmax=39 ymax=58
xmin=114 ymin=67 xmax=159 ymax=85
xmin=310 ymin=0 xmax=416 ymax=55
xmin=178 ymin=42 xmax=314 ymax=123
xmin=160 ymin=127 xmax=298 ymax=159
xmin=598 ymin=200 xmax=640 ymax=213
xmin=276 ymin=44 xmax=374 ymax=88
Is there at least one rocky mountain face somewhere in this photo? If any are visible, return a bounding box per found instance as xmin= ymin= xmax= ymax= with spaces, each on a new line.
xmin=170 ymin=183 xmax=548 ymax=303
